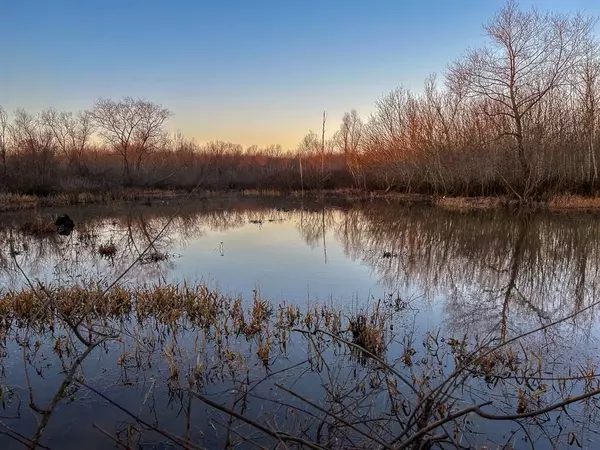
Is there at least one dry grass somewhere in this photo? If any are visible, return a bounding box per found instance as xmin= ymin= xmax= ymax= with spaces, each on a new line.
xmin=547 ymin=195 xmax=600 ymax=211
xmin=98 ymin=242 xmax=118 ymax=258
xmin=348 ymin=303 xmax=388 ymax=358
xmin=0 ymin=189 xmax=193 ymax=212
xmin=434 ymin=196 xmax=510 ymax=212
xmin=5 ymin=188 xmax=600 ymax=216
xmin=0 ymin=283 xmax=348 ymax=341
xmin=0 ymin=193 xmax=38 ymax=211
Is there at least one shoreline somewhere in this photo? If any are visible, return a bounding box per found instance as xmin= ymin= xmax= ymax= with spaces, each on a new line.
xmin=2 ymin=188 xmax=600 ymax=214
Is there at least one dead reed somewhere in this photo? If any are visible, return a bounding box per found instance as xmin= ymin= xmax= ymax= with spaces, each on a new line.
xmin=1 ymin=280 xmax=598 ymax=450
xmin=547 ymin=195 xmax=600 ymax=211
xmin=98 ymin=242 xmax=117 ymax=258
xmin=0 ymin=283 xmax=353 ymax=342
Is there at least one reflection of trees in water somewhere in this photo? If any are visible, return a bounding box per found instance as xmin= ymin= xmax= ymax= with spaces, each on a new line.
xmin=295 ymin=206 xmax=339 ymax=250
xmin=3 ymin=200 xmax=600 ymax=448
xmin=3 ymin=199 xmax=600 ymax=344
xmin=335 ymin=203 xmax=600 ymax=341
xmin=0 ymin=199 xmax=340 ymax=288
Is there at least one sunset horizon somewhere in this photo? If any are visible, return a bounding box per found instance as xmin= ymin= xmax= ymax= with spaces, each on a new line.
xmin=5 ymin=0 xmax=598 ymax=149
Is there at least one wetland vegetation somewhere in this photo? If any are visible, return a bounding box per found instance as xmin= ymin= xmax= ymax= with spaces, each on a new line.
xmin=2 ymin=1 xmax=600 ymax=204
xmin=0 ymin=197 xmax=600 ymax=448
xmin=3 ymin=1 xmax=600 ymax=448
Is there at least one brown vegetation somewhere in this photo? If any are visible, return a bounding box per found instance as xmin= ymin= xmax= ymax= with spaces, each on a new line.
xmin=547 ymin=194 xmax=600 ymax=211
xmin=1 ymin=2 xmax=599 ymax=202
xmin=98 ymin=241 xmax=117 ymax=258
xmin=434 ymin=196 xmax=510 ymax=211
xmin=3 ymin=197 xmax=600 ymax=447
xmin=1 ymin=279 xmax=600 ymax=449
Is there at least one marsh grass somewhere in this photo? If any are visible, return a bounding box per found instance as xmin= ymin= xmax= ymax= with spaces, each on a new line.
xmin=0 ymin=193 xmax=38 ymax=211
xmin=98 ymin=241 xmax=117 ymax=258
xmin=0 ymin=283 xmax=343 ymax=340
xmin=548 ymin=194 xmax=600 ymax=211
xmin=434 ymin=196 xmax=510 ymax=211
xmin=2 ymin=281 xmax=600 ymax=449
xmin=348 ymin=303 xmax=388 ymax=358
xmin=0 ymin=189 xmax=193 ymax=212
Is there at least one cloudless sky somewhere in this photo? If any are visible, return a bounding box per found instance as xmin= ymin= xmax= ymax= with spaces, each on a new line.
xmin=1 ymin=0 xmax=599 ymax=148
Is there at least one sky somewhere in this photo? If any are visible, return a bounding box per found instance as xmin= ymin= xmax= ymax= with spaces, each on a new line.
xmin=1 ymin=0 xmax=600 ymax=149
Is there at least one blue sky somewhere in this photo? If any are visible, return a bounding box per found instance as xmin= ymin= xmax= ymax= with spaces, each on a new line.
xmin=1 ymin=0 xmax=599 ymax=148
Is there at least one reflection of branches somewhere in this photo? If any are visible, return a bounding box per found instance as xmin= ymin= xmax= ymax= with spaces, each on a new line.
xmin=3 ymin=198 xmax=600 ymax=448
xmin=30 ymin=338 xmax=107 ymax=447
xmin=296 ymin=207 xmax=338 ymax=248
xmin=188 ymin=390 xmax=328 ymax=450
xmin=336 ymin=203 xmax=600 ymax=339
xmin=0 ymin=277 xmax=599 ymax=449
xmin=78 ymin=381 xmax=206 ymax=450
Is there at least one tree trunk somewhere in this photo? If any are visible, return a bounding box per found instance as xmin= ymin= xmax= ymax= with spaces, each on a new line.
xmin=0 ymin=149 xmax=6 ymax=177
xmin=299 ymin=154 xmax=304 ymax=195
xmin=123 ymin=156 xmax=131 ymax=184
xmin=590 ymin=115 xmax=598 ymax=187
xmin=513 ymin=115 xmax=531 ymax=194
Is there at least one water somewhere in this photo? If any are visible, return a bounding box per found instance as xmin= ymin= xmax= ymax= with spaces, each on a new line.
xmin=1 ymin=196 xmax=600 ymax=449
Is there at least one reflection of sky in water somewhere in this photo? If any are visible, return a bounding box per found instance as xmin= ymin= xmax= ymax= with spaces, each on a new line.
xmin=174 ymin=222 xmax=386 ymax=302
xmin=2 ymin=207 xmax=426 ymax=314
xmin=2 ymin=200 xmax=600 ymax=449
xmin=0 ymin=199 xmax=600 ymax=340
xmin=2 ymin=200 xmax=600 ymax=342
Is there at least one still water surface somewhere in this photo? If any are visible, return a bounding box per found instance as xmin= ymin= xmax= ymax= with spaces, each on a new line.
xmin=0 ymin=196 xmax=599 ymax=448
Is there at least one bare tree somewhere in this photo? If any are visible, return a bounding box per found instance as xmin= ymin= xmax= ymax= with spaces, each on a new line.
xmin=321 ymin=111 xmax=327 ymax=187
xmin=298 ymin=130 xmax=320 ymax=190
xmin=90 ymin=97 xmax=171 ymax=183
xmin=41 ymin=108 xmax=94 ymax=174
xmin=448 ymin=0 xmax=596 ymax=196
xmin=575 ymin=40 xmax=600 ymax=186
xmin=337 ymin=110 xmax=364 ymax=188
xmin=338 ymin=110 xmax=363 ymax=159
xmin=10 ymin=109 xmax=57 ymax=190
xmin=362 ymin=87 xmax=420 ymax=191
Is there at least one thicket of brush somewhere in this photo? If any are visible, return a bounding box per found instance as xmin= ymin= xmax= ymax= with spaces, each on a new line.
xmin=1 ymin=1 xmax=600 ymax=200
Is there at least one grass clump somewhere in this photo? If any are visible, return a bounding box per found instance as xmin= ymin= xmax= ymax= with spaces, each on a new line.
xmin=348 ymin=303 xmax=387 ymax=358
xmin=434 ymin=196 xmax=508 ymax=212
xmin=140 ymin=251 xmax=170 ymax=264
xmin=98 ymin=242 xmax=117 ymax=258
xmin=0 ymin=193 xmax=38 ymax=211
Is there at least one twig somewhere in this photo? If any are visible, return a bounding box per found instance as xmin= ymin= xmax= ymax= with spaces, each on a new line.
xmin=394 ymin=294 xmax=600 ymax=446
xmin=0 ymin=423 xmax=53 ymax=450
xmin=93 ymin=423 xmax=133 ymax=449
xmin=78 ymin=381 xmax=206 ymax=450
xmin=394 ymin=402 xmax=492 ymax=450
xmin=187 ymin=390 xmax=329 ymax=450
xmin=291 ymin=328 xmax=418 ymax=395
xmin=275 ymin=383 xmax=395 ymax=449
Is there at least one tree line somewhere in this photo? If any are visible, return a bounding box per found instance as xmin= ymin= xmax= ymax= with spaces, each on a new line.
xmin=1 ymin=1 xmax=599 ymax=199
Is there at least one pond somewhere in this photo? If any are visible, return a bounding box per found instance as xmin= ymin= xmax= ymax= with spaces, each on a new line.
xmin=1 ymin=195 xmax=600 ymax=449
